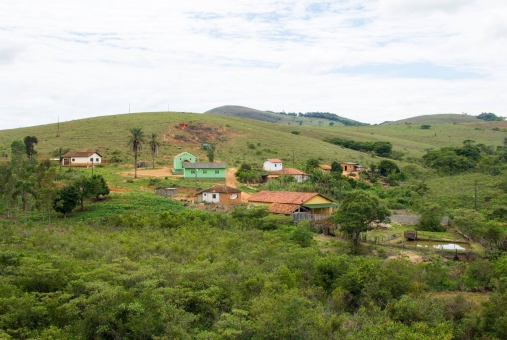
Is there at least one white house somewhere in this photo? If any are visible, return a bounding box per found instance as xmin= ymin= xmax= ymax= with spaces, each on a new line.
xmin=61 ymin=151 xmax=102 ymax=166
xmin=263 ymin=158 xmax=283 ymax=171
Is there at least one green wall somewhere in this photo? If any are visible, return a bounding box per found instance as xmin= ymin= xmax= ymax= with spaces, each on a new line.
xmin=183 ymin=168 xmax=225 ymax=179
xmin=173 ymin=152 xmax=196 ymax=170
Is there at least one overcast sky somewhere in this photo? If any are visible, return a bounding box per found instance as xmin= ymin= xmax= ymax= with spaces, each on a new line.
xmin=1 ymin=0 xmax=506 ymax=129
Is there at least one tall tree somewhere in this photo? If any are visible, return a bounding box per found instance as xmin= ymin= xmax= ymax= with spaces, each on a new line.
xmin=331 ymin=190 xmax=390 ymax=251
xmin=206 ymin=146 xmax=215 ymax=162
xmin=128 ymin=127 xmax=145 ymax=179
xmin=23 ymin=136 xmax=38 ymax=160
xmin=149 ymin=132 xmax=160 ymax=169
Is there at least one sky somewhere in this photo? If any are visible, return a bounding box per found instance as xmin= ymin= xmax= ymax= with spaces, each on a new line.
xmin=1 ymin=0 xmax=506 ymax=129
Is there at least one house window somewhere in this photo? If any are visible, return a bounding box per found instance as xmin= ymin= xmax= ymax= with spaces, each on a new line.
xmin=203 ymin=170 xmax=207 ymax=174
xmin=96 ymin=158 xmax=99 ymax=161
xmin=212 ymin=194 xmax=217 ymax=199
xmin=90 ymin=158 xmax=93 ymax=162
xmin=72 ymin=159 xmax=75 ymax=162
xmin=274 ymin=164 xmax=277 ymax=167
xmin=215 ymin=170 xmax=219 ymax=174
xmin=191 ymin=170 xmax=195 ymax=174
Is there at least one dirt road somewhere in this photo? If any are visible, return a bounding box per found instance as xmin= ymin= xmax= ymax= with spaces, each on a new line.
xmin=120 ymin=166 xmax=181 ymax=178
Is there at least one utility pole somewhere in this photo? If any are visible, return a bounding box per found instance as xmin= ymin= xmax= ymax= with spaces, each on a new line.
xmin=59 ymin=148 xmax=62 ymax=171
xmin=92 ymin=159 xmax=94 ymax=176
xmin=292 ymin=150 xmax=295 ymax=168
xmin=194 ymin=167 xmax=198 ymax=195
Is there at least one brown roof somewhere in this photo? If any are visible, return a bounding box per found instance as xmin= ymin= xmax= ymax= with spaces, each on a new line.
xmin=62 ymin=151 xmax=101 ymax=157
xmin=266 ymin=158 xmax=283 ymax=163
xmin=317 ymin=164 xmax=331 ymax=170
xmin=269 ymin=203 xmax=300 ymax=214
xmin=272 ymin=168 xmax=306 ymax=175
xmin=248 ymin=190 xmax=319 ymax=204
xmin=196 ymin=185 xmax=241 ymax=195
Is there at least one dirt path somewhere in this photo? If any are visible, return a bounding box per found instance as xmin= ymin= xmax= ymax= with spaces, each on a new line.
xmin=119 ymin=166 xmax=182 ymax=178
xmin=226 ymin=168 xmax=239 ymax=187
xmin=226 ymin=168 xmax=251 ymax=202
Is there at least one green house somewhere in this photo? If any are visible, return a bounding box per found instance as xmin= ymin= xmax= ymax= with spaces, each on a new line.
xmin=183 ymin=162 xmax=226 ymax=179
xmin=172 ymin=152 xmax=196 ymax=175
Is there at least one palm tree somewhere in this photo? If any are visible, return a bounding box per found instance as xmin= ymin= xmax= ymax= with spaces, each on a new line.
xmin=149 ymin=132 xmax=160 ymax=169
xmin=128 ymin=127 xmax=145 ymax=179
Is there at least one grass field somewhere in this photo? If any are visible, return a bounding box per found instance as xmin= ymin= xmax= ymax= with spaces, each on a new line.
xmin=1 ymin=111 xmax=504 ymax=170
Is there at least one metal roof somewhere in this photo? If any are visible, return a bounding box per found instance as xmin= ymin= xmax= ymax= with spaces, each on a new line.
xmin=182 ymin=162 xmax=226 ymax=169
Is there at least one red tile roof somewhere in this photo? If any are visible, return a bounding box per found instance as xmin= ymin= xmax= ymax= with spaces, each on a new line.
xmin=266 ymin=158 xmax=283 ymax=163
xmin=317 ymin=164 xmax=331 ymax=170
xmin=62 ymin=151 xmax=101 ymax=157
xmin=272 ymin=168 xmax=306 ymax=175
xmin=196 ymin=185 xmax=241 ymax=194
xmin=269 ymin=203 xmax=300 ymax=214
xmin=248 ymin=190 xmax=319 ymax=204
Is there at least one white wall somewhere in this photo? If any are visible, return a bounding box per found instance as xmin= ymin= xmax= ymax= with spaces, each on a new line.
xmin=263 ymin=161 xmax=283 ymax=171
xmin=70 ymin=153 xmax=101 ymax=164
xmin=202 ymin=192 xmax=220 ymax=203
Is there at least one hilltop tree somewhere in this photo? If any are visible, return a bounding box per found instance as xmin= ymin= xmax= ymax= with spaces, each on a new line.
xmin=23 ymin=136 xmax=38 ymax=160
xmin=128 ymin=127 xmax=145 ymax=178
xmin=331 ymin=190 xmax=390 ymax=251
xmin=149 ymin=132 xmax=160 ymax=169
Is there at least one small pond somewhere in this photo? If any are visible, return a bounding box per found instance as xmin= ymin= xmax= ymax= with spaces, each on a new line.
xmin=405 ymin=240 xmax=472 ymax=250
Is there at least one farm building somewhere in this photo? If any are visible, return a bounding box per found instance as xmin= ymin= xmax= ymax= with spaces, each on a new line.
xmin=263 ymin=158 xmax=283 ymax=171
xmin=248 ymin=190 xmax=338 ymax=222
xmin=172 ymin=152 xmax=196 ymax=174
xmin=340 ymin=162 xmax=364 ymax=173
xmin=61 ymin=151 xmax=101 ymax=166
xmin=195 ymin=185 xmax=242 ymax=204
xmin=182 ymin=162 xmax=226 ymax=179
xmin=261 ymin=168 xmax=307 ymax=183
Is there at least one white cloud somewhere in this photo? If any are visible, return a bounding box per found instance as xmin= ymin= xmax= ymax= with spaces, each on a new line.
xmin=0 ymin=0 xmax=506 ymax=129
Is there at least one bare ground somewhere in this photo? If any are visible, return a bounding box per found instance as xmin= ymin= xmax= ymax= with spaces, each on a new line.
xmin=119 ymin=166 xmax=182 ymax=178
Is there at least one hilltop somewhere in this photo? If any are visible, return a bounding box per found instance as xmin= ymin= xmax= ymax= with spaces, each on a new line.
xmin=205 ymin=105 xmax=366 ymax=126
xmin=382 ymin=113 xmax=480 ymax=125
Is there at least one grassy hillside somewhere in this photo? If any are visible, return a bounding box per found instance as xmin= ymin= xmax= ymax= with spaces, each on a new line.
xmin=384 ymin=113 xmax=480 ymax=125
xmin=0 ymin=111 xmax=505 ymax=170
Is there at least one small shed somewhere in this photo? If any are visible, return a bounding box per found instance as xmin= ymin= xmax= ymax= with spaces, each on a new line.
xmin=196 ymin=185 xmax=242 ymax=204
xmin=154 ymin=188 xmax=177 ymax=197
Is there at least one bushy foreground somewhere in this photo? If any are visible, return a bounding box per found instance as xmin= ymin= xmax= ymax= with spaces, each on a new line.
xmin=2 ymin=208 xmax=507 ymax=340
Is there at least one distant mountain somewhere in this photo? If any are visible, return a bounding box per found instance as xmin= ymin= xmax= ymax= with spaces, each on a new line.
xmin=205 ymin=106 xmax=283 ymax=123
xmin=382 ymin=114 xmax=480 ymax=125
xmin=205 ymin=105 xmax=367 ymax=126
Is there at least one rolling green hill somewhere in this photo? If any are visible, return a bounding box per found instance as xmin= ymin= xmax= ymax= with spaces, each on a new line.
xmin=0 ymin=110 xmax=505 ymax=173
xmin=383 ymin=113 xmax=480 ymax=125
